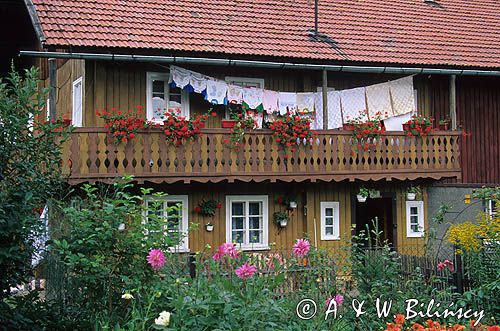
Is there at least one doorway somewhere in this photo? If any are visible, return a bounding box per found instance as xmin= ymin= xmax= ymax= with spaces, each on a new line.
xmin=352 ymin=193 xmax=397 ymax=248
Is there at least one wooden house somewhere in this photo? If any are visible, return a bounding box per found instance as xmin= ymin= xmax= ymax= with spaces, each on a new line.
xmin=23 ymin=0 xmax=500 ymax=255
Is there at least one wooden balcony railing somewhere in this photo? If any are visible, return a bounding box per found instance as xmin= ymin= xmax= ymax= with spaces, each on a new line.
xmin=62 ymin=128 xmax=461 ymax=184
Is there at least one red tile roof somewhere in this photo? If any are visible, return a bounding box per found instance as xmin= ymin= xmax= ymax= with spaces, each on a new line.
xmin=31 ymin=0 xmax=500 ymax=68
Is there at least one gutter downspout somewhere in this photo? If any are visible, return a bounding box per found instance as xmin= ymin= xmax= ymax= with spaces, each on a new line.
xmin=19 ymin=51 xmax=500 ymax=77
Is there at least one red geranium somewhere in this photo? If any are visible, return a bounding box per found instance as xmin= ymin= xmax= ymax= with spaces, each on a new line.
xmin=98 ymin=105 xmax=146 ymax=144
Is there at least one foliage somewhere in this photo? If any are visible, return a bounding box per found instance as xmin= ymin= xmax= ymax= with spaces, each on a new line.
xmin=0 ymin=66 xmax=69 ymax=305
xmin=273 ymin=211 xmax=289 ymax=225
xmin=447 ymin=213 xmax=500 ymax=252
xmin=97 ymin=106 xmax=147 ymax=144
xmin=404 ymin=114 xmax=435 ymax=137
xmin=350 ymin=111 xmax=386 ymax=151
xmin=358 ymin=187 xmax=370 ymax=198
xmin=268 ymin=114 xmax=315 ymax=158
xmin=383 ymin=314 xmax=499 ymax=331
xmin=49 ymin=177 xmax=184 ymax=326
xmin=194 ymin=199 xmax=222 ymax=217
xmin=223 ymin=109 xmax=257 ymax=151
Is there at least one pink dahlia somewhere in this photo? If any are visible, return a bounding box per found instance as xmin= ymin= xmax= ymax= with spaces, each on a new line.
xmin=235 ymin=262 xmax=257 ymax=280
xmin=292 ymin=238 xmax=310 ymax=258
xmin=212 ymin=242 xmax=240 ymax=261
xmin=147 ymin=249 xmax=166 ymax=270
xmin=334 ymin=294 xmax=344 ymax=306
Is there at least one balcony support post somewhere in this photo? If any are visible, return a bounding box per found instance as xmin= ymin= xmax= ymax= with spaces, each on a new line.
xmin=322 ymin=69 xmax=328 ymax=129
xmin=449 ymin=74 xmax=457 ymax=130
xmin=48 ymin=58 xmax=57 ymax=120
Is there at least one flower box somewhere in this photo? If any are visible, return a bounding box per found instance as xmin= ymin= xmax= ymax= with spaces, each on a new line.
xmin=221 ymin=120 xmax=237 ymax=129
xmin=402 ymin=123 xmax=411 ymax=131
xmin=438 ymin=123 xmax=450 ymax=131
xmin=343 ymin=123 xmax=356 ymax=131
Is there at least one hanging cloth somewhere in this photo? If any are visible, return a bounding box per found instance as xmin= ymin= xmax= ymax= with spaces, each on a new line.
xmin=205 ymin=80 xmax=228 ymax=105
xmin=247 ymin=110 xmax=264 ymax=129
xmin=262 ymin=90 xmax=279 ymax=114
xmin=340 ymin=87 xmax=368 ymax=123
xmin=296 ymin=92 xmax=315 ymax=114
xmin=189 ymin=71 xmax=207 ymax=93
xmin=383 ymin=112 xmax=413 ymax=131
xmin=278 ymin=92 xmax=297 ymax=115
xmin=327 ymin=91 xmax=343 ymax=129
xmin=170 ymin=66 xmax=191 ymax=89
xmin=313 ymin=92 xmax=323 ymax=130
xmin=366 ymin=82 xmax=393 ymax=120
xmin=390 ymin=76 xmax=416 ymax=116
xmin=227 ymin=84 xmax=244 ymax=104
xmin=242 ymin=87 xmax=264 ymax=110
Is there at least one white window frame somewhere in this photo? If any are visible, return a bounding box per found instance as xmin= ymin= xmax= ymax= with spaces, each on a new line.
xmin=46 ymin=98 xmax=51 ymax=121
xmin=486 ymin=199 xmax=498 ymax=217
xmin=406 ymin=201 xmax=424 ymax=238
xmin=226 ymin=195 xmax=269 ymax=250
xmin=72 ymin=76 xmax=83 ymax=127
xmin=225 ymin=76 xmax=264 ymax=89
xmin=143 ymin=195 xmax=189 ymax=253
xmin=146 ymin=72 xmax=190 ymax=123
xmin=320 ymin=201 xmax=340 ymax=240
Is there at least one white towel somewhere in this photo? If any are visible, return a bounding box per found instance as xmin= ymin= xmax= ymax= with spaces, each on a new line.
xmin=390 ymin=76 xmax=415 ymax=115
xmin=366 ymin=82 xmax=393 ymax=120
xmin=313 ymin=92 xmax=323 ymax=130
xmin=152 ymin=97 xmax=166 ymax=121
xmin=227 ymin=84 xmax=243 ymax=104
xmin=170 ymin=66 xmax=191 ymax=89
xmin=262 ymin=90 xmax=279 ymax=114
xmin=327 ymin=91 xmax=343 ymax=129
xmin=205 ymin=80 xmax=228 ymax=105
xmin=383 ymin=112 xmax=414 ymax=131
xmin=296 ymin=92 xmax=315 ymax=113
xmin=340 ymin=87 xmax=368 ymax=122
xmin=189 ymin=72 xmax=207 ymax=93
xmin=278 ymin=92 xmax=297 ymax=115
xmin=242 ymin=87 xmax=264 ymax=109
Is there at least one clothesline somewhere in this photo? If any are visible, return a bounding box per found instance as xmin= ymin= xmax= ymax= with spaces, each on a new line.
xmin=169 ymin=65 xmax=416 ymax=130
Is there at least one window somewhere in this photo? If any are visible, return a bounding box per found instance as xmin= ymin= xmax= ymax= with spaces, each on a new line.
xmin=226 ymin=195 xmax=269 ymax=250
xmin=486 ymin=199 xmax=498 ymax=217
xmin=320 ymin=202 xmax=340 ymax=240
xmin=72 ymin=77 xmax=83 ymax=127
xmin=406 ymin=201 xmax=424 ymax=238
xmin=144 ymin=195 xmax=189 ymax=252
xmin=225 ymin=76 xmax=264 ymax=89
xmin=146 ymin=72 xmax=190 ymax=123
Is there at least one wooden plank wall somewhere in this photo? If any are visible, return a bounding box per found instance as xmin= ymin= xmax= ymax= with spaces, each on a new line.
xmin=152 ymin=182 xmax=425 ymax=253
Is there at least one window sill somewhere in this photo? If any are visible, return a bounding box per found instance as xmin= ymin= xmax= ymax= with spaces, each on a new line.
xmin=237 ymin=245 xmax=271 ymax=251
xmin=168 ymin=248 xmax=190 ymax=254
xmin=321 ymin=237 xmax=340 ymax=241
xmin=406 ymin=233 xmax=425 ymax=238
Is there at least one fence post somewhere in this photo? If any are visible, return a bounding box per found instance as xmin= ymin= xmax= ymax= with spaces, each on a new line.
xmin=454 ymin=246 xmax=464 ymax=294
xmin=188 ymin=253 xmax=196 ymax=278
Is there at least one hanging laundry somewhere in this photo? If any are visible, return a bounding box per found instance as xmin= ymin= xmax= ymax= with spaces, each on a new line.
xmin=366 ymin=82 xmax=393 ymax=120
xmin=327 ymin=91 xmax=343 ymax=129
xmin=313 ymin=92 xmax=323 ymax=130
xmin=170 ymin=66 xmax=191 ymax=89
xmin=262 ymin=90 xmax=279 ymax=114
xmin=205 ymin=80 xmax=228 ymax=105
xmin=227 ymin=84 xmax=244 ymax=104
xmin=189 ymin=71 xmax=207 ymax=93
xmin=340 ymin=87 xmax=368 ymax=123
xmin=151 ymin=97 xmax=166 ymax=121
xmin=247 ymin=110 xmax=264 ymax=129
xmin=278 ymin=92 xmax=297 ymax=115
xmin=390 ymin=76 xmax=415 ymax=115
xmin=242 ymin=87 xmax=264 ymax=110
xmin=383 ymin=112 xmax=414 ymax=131
xmin=296 ymin=92 xmax=315 ymax=113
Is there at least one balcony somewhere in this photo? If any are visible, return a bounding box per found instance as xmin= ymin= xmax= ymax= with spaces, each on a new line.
xmin=62 ymin=128 xmax=461 ymax=184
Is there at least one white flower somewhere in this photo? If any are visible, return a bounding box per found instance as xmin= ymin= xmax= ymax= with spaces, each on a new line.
xmin=155 ymin=311 xmax=170 ymax=326
xmin=118 ymin=223 xmax=126 ymax=231
xmin=121 ymin=293 xmax=133 ymax=300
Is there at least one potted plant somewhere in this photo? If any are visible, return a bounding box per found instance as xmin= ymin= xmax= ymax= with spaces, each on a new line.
xmin=205 ymin=222 xmax=214 ymax=232
xmin=97 ymin=106 xmax=147 ymax=144
xmin=273 ymin=211 xmax=289 ymax=228
xmin=351 ymin=112 xmax=385 ymax=151
xmin=438 ymin=118 xmax=450 ymax=131
xmin=268 ymin=114 xmax=315 ymax=159
xmin=289 ymin=199 xmax=298 ymax=209
xmin=194 ymin=199 xmax=222 ymax=217
xmin=407 ymin=186 xmax=421 ymax=200
xmin=162 ymin=109 xmax=214 ymax=146
xmin=223 ymin=110 xmax=257 ymax=150
xmin=357 ymin=187 xmax=369 ymax=202
xmin=403 ymin=115 xmax=434 ymax=137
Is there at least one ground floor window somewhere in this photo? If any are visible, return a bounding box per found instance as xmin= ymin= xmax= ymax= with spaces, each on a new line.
xmin=144 ymin=195 xmax=189 ymax=252
xmin=406 ymin=200 xmax=424 ymax=238
xmin=320 ymin=201 xmax=340 ymax=240
xmin=486 ymin=199 xmax=498 ymax=217
xmin=226 ymin=195 xmax=268 ymax=250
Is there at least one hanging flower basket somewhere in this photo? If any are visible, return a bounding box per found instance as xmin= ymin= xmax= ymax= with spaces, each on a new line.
xmin=205 ymin=223 xmax=214 ymax=232
xmin=273 ymin=211 xmax=289 ymax=228
xmin=407 ymin=193 xmax=416 ymax=200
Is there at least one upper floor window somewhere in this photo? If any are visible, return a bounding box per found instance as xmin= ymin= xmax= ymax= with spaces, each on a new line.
xmin=144 ymin=195 xmax=189 ymax=252
xmin=146 ymin=72 xmax=190 ymax=123
xmin=406 ymin=201 xmax=424 ymax=238
xmin=226 ymin=195 xmax=269 ymax=250
xmin=320 ymin=201 xmax=340 ymax=240
xmin=225 ymin=76 xmax=264 ymax=89
xmin=72 ymin=77 xmax=83 ymax=127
